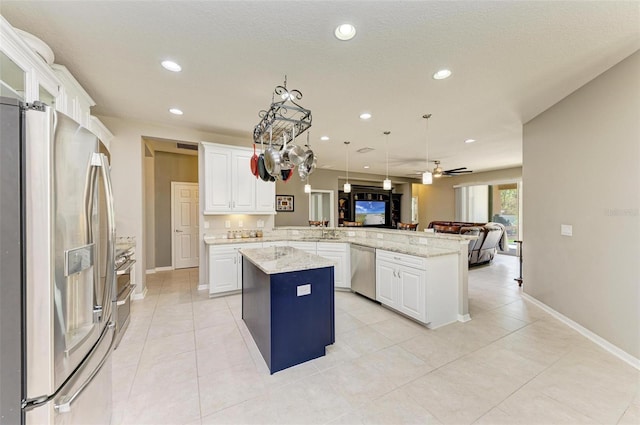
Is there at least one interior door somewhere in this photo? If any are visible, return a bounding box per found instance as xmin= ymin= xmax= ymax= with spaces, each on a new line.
xmin=172 ymin=182 xmax=199 ymax=269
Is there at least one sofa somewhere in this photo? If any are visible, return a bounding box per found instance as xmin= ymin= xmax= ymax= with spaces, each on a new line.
xmin=427 ymin=221 xmax=507 ymax=266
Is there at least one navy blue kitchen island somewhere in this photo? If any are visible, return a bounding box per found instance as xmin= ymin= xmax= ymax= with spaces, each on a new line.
xmin=240 ymin=246 xmax=335 ymax=374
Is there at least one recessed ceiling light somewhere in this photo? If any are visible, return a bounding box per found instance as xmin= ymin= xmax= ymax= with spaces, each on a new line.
xmin=334 ymin=23 xmax=356 ymax=41
xmin=363 ymin=165 xmax=370 ymax=169
xmin=169 ymin=108 xmax=183 ymax=115
xmin=161 ymin=60 xmax=182 ymax=72
xmin=359 ymin=112 xmax=372 ymax=120
xmin=464 ymin=138 xmax=476 ymax=144
xmin=433 ymin=69 xmax=452 ymax=80
xmin=320 ymin=136 xmax=330 ymax=141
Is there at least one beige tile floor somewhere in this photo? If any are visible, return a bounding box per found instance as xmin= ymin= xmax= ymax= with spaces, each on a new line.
xmin=111 ymin=255 xmax=639 ymax=425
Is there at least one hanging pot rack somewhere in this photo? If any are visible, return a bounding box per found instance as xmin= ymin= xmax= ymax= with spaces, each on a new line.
xmin=252 ymin=76 xmax=313 ymax=148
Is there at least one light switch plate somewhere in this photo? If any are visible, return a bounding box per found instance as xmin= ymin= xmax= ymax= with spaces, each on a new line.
xmin=204 ymin=221 xmax=210 ymax=229
xmin=224 ymin=220 xmax=231 ymax=229
xmin=238 ymin=221 xmax=243 ymax=228
xmin=297 ymin=284 xmax=311 ymax=296
xmin=561 ymin=224 xmax=573 ymax=236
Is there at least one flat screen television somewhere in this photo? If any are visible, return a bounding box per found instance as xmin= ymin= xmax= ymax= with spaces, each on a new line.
xmin=355 ymin=200 xmax=387 ymax=226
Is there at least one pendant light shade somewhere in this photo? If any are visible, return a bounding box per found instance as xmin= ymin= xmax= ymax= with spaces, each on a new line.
xmin=343 ymin=141 xmax=351 ymax=193
xmin=422 ymin=114 xmax=433 ymax=185
xmin=383 ymin=131 xmax=391 ymax=190
xmin=304 ymin=181 xmax=311 ymax=193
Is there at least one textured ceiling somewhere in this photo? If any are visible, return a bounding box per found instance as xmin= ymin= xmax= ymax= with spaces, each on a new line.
xmin=2 ymin=1 xmax=639 ymax=178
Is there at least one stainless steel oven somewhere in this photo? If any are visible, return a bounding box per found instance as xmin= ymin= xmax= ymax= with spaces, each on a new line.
xmin=114 ymin=248 xmax=135 ymax=348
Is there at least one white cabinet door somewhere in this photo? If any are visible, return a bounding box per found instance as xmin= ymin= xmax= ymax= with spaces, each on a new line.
xmin=397 ymin=266 xmax=426 ymax=322
xmin=317 ymin=243 xmax=350 ymax=290
xmin=376 ymin=259 xmax=397 ymax=306
xmin=256 ymin=178 xmax=276 ymax=212
xmin=209 ymin=250 xmax=238 ymax=295
xmin=203 ymin=146 xmax=232 ymax=213
xmin=232 ymin=151 xmax=256 ymax=211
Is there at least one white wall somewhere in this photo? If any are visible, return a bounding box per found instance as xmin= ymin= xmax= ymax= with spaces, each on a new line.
xmin=523 ymin=51 xmax=640 ymax=359
xmin=99 ymin=115 xmax=251 ymax=295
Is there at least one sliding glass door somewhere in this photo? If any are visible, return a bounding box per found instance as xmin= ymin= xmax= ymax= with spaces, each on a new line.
xmin=455 ymin=181 xmax=522 ymax=255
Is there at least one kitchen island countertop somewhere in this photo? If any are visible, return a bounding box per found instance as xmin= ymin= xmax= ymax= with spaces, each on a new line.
xmin=240 ymin=246 xmax=336 ymax=274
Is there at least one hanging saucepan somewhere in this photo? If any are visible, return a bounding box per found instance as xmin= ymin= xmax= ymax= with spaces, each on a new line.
xmin=281 ymin=126 xmax=305 ymax=167
xmin=279 ymin=133 xmax=294 ymax=170
xmin=250 ymin=142 xmax=259 ymax=178
xmin=258 ymin=135 xmax=270 ymax=182
xmin=263 ymin=126 xmax=281 ymax=177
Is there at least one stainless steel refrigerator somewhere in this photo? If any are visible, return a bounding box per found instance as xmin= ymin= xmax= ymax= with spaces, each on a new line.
xmin=1 ymin=97 xmax=116 ymax=424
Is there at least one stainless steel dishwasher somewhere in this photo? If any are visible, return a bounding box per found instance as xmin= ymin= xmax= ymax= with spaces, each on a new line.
xmin=350 ymin=244 xmax=377 ymax=301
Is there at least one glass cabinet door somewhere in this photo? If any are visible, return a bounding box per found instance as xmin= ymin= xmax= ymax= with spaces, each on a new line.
xmin=39 ymin=84 xmax=55 ymax=108
xmin=0 ymin=51 xmax=26 ymax=100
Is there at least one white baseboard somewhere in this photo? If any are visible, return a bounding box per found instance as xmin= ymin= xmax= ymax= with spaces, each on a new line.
xmin=155 ymin=266 xmax=174 ymax=272
xmin=131 ymin=286 xmax=148 ymax=301
xmin=522 ymin=293 xmax=640 ymax=371
xmin=145 ymin=269 xmax=156 ymax=275
xmin=458 ymin=313 xmax=471 ymax=322
xmin=197 ymin=283 xmax=209 ymax=291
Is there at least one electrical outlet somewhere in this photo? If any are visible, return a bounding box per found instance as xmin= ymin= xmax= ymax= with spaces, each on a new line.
xmin=204 ymin=221 xmax=210 ymax=229
xmin=224 ymin=220 xmax=231 ymax=229
xmin=238 ymin=221 xmax=243 ymax=228
xmin=561 ymin=224 xmax=572 ymax=236
xmin=257 ymin=220 xmax=264 ymax=228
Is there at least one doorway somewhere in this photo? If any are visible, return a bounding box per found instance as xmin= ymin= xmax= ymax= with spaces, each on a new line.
xmin=309 ymin=190 xmax=335 ymax=227
xmin=171 ymin=182 xmax=199 ymax=269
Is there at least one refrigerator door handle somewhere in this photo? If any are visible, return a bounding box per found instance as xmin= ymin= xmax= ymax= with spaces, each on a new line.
xmin=54 ymin=322 xmax=116 ymax=414
xmin=93 ymin=152 xmax=116 ymax=321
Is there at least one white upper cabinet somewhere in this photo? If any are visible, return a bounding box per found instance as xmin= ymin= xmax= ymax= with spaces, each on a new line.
xmin=1 ymin=18 xmax=112 ymax=142
xmin=51 ymin=64 xmax=95 ymax=128
xmin=201 ymin=142 xmax=275 ymax=215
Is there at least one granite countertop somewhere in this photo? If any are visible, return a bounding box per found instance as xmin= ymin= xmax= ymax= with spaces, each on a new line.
xmin=240 ymin=246 xmax=336 ymax=275
xmin=205 ymin=235 xmax=458 ymax=258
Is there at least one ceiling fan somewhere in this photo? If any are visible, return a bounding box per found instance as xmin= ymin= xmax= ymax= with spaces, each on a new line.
xmin=432 ymin=160 xmax=473 ymax=178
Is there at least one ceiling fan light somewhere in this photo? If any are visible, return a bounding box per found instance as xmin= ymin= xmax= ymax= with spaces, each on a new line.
xmin=433 ymin=169 xmax=443 ymax=178
xmin=383 ymin=179 xmax=392 ymax=190
xmin=422 ymin=171 xmax=433 ymax=185
xmin=343 ymin=182 xmax=351 ymax=193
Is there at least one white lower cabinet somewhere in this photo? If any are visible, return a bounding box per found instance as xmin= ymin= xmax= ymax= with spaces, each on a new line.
xmin=208 ymin=243 xmax=262 ymax=296
xmin=376 ymin=249 xmax=427 ymax=323
xmin=317 ymin=242 xmax=350 ymax=290
xmin=375 ymin=249 xmax=458 ymax=328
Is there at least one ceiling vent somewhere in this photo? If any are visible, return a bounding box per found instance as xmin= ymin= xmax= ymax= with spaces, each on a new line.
xmin=177 ymin=143 xmax=198 ymax=151
xmin=356 ymin=147 xmax=375 ymax=154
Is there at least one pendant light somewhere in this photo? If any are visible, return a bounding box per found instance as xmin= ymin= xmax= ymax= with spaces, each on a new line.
xmin=343 ymin=141 xmax=351 ymax=193
xmin=304 ymin=176 xmax=311 ymax=193
xmin=383 ymin=131 xmax=392 ymax=190
xmin=422 ymin=114 xmax=433 ymax=185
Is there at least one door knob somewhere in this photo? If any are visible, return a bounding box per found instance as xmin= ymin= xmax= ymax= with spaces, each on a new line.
xmin=175 ymin=229 xmax=183 ymax=233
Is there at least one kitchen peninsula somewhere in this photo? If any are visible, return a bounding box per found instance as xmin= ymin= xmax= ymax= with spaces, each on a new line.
xmin=204 ymin=227 xmax=475 ymax=328
xmin=241 ymin=246 xmax=335 ymax=374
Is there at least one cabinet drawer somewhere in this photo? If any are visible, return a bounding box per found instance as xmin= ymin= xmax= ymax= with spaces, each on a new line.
xmin=376 ymin=249 xmax=426 ymax=269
